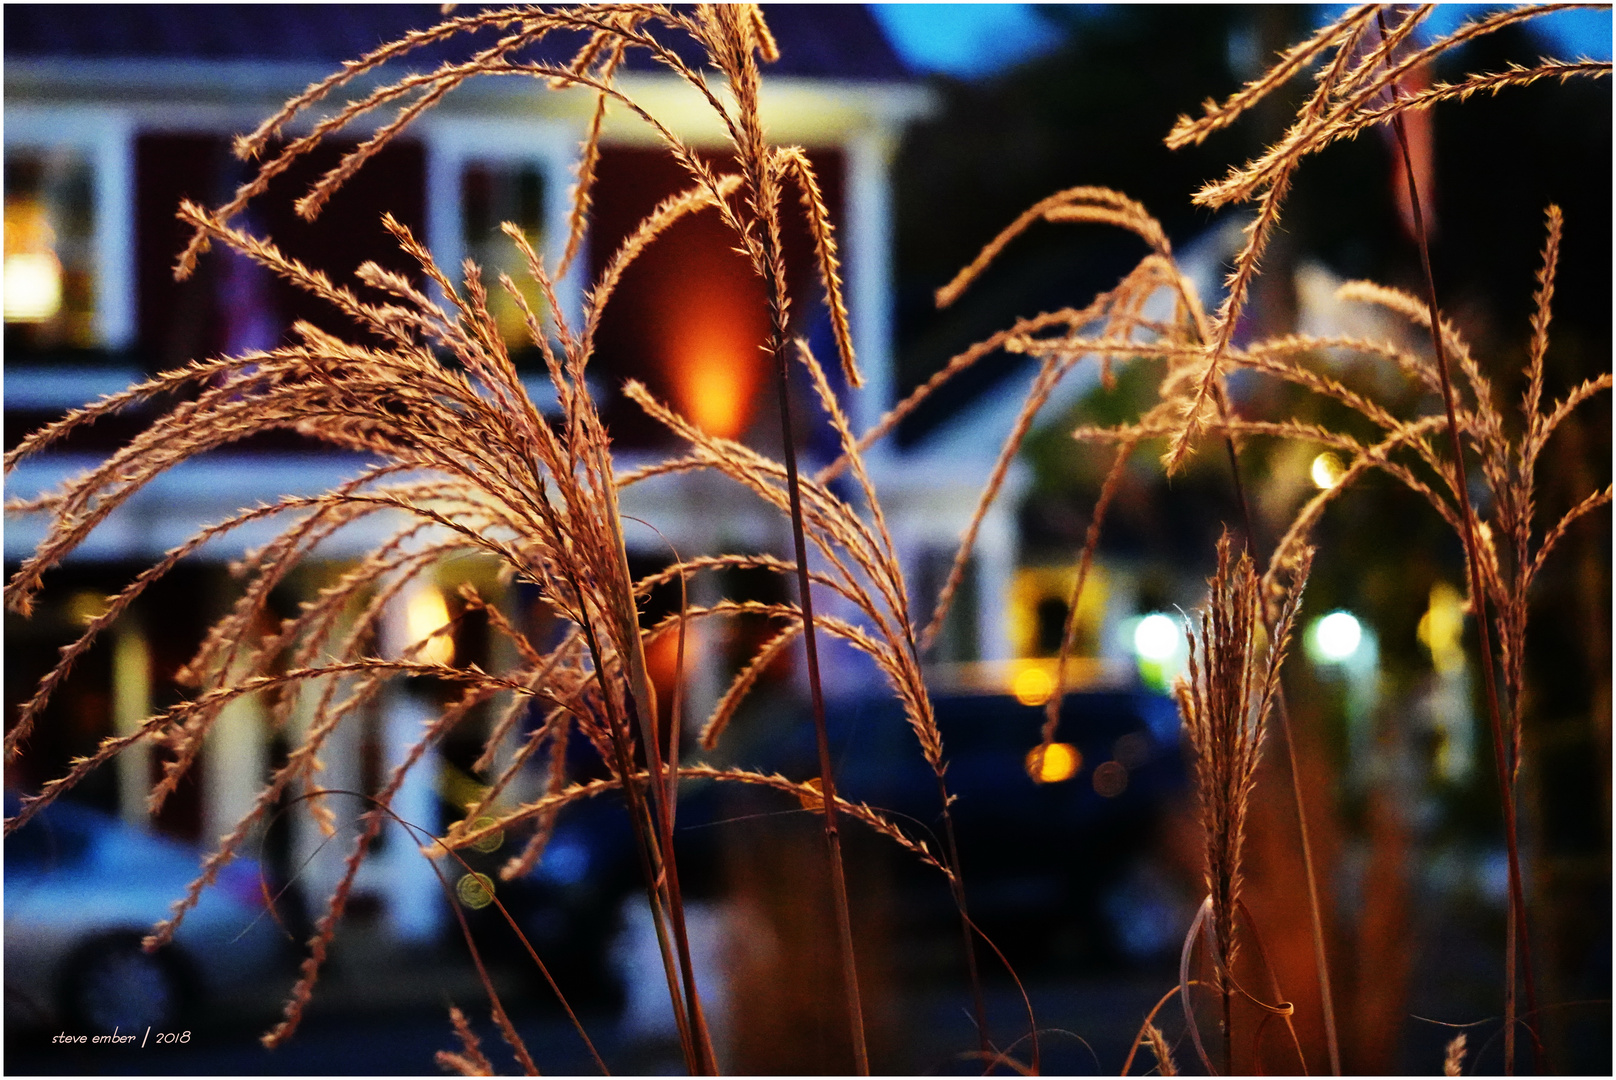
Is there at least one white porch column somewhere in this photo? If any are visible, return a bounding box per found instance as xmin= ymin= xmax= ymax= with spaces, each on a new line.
xmin=289 ymin=683 xmax=364 ymax=914
xmin=379 ymin=688 xmax=444 ymax=944
xmin=974 ymin=496 xmax=1017 ymax=663
xmin=374 ymin=575 xmax=447 ymax=945
xmin=202 ymin=672 xmax=267 ymax=848
xmin=92 ymin=112 xmax=136 ymax=350
xmin=423 ymin=136 xmax=466 ymax=301
xmin=843 ymin=128 xmax=898 ymax=454
xmin=112 ymin=627 xmax=152 ymax=829
xmin=288 ymin=596 xmax=365 ymax=920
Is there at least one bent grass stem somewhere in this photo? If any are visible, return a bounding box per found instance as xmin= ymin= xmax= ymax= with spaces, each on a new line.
xmin=1379 ymin=15 xmax=1543 ymax=1071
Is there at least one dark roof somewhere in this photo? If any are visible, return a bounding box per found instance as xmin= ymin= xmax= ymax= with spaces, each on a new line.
xmin=3 ymin=4 xmax=911 ymax=81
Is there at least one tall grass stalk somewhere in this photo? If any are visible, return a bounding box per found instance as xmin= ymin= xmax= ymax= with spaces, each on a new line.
xmin=1374 ymin=10 xmax=1541 ymax=1069
xmin=1220 ymin=431 xmax=1343 ymax=1077
xmin=1174 ymin=534 xmax=1311 ymax=1072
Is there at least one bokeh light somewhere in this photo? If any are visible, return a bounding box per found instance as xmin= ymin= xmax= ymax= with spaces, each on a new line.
xmin=1025 ymin=742 xmax=1081 ymax=784
xmin=1092 ymin=760 xmax=1128 ymax=798
xmin=1112 ymin=732 xmax=1150 ymax=769
xmin=1310 ymin=451 xmax=1346 ymax=490
xmin=468 ymin=817 xmax=504 ymax=854
xmin=1310 ymin=610 xmax=1363 ymax=663
xmin=456 ymin=872 xmax=495 ymax=910
xmin=405 ymin=585 xmax=455 ymax=666
xmin=1132 ymin=613 xmax=1180 ymax=662
xmin=1012 ymin=664 xmax=1056 ymax=707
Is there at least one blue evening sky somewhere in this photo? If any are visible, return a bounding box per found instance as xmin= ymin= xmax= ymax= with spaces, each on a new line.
xmin=871 ymin=4 xmax=1613 ymax=80
xmin=868 ymin=4 xmax=1063 ymax=79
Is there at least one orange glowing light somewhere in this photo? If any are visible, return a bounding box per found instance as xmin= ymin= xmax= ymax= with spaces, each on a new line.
xmin=4 ymin=199 xmax=61 ymax=323
xmin=642 ymin=626 xmax=684 ymax=729
xmin=683 ymin=346 xmax=753 ymax=439
xmin=1025 ymin=742 xmax=1080 ymax=784
xmin=660 ymin=236 xmax=766 ymax=439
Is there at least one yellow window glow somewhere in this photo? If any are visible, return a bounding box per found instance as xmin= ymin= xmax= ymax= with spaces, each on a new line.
xmin=406 ymin=585 xmax=455 ymax=666
xmin=4 ymin=251 xmax=63 ymax=322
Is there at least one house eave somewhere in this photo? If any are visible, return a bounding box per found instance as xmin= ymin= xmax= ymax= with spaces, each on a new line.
xmin=4 ymin=58 xmax=937 ymax=146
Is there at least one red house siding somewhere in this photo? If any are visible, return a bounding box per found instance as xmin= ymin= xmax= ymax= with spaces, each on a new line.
xmin=137 ymin=134 xmax=425 ymax=371
xmin=587 ymin=146 xmax=846 ymax=449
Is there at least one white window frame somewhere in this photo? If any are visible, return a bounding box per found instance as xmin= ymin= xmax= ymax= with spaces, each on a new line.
xmin=4 ymin=106 xmax=137 ymax=351
xmin=419 ymin=116 xmax=585 ymax=329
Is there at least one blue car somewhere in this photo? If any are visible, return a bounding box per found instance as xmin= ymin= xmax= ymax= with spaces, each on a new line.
xmin=4 ymin=795 xmax=290 ymax=1033
xmin=758 ymin=687 xmax=1190 ymax=970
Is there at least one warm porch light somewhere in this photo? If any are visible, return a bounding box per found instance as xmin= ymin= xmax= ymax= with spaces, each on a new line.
xmin=4 ymin=198 xmax=62 ymax=322
xmin=4 ymin=251 xmax=63 ymax=322
xmin=684 ymin=349 xmax=753 ymax=439
xmin=3 ymin=194 xmax=61 ymax=322
xmin=406 ymin=585 xmax=455 ymax=666
xmin=663 ymin=240 xmax=765 ymax=439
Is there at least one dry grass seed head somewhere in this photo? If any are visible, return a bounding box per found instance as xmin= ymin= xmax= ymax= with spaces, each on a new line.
xmin=1175 ymin=533 xmax=1312 ymax=984
xmin=1159 ymin=3 xmax=1609 ymax=472
xmin=437 ymin=1005 xmax=496 ymax=1076
xmin=1144 ymin=1020 xmax=1179 ymax=1077
xmin=1443 ymin=1032 xmax=1468 ymax=1076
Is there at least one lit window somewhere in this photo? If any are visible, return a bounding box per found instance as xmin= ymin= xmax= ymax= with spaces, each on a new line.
xmin=461 ymin=161 xmax=547 ymax=349
xmin=405 ymin=584 xmax=455 ymax=666
xmin=4 ymin=150 xmax=97 ymax=347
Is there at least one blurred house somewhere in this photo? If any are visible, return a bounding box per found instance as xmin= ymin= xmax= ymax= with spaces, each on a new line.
xmin=2 ymin=4 xmax=1055 ymax=941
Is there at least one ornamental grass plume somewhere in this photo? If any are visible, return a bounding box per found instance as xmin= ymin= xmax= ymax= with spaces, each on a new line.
xmin=2 ymin=6 xmax=970 ymax=1073
xmin=1159 ymin=1 xmax=1610 ymax=473
xmin=1012 ymin=7 xmax=1607 ymax=1071
xmin=1444 ymin=1032 xmax=1469 ymax=1077
xmin=1173 ymin=533 xmax=1312 ymax=1075
xmin=1143 ymin=1020 xmax=1179 ymax=1078
xmin=822 ymin=10 xmax=1606 ymax=1067
xmin=1156 ymin=8 xmax=1608 ymax=1068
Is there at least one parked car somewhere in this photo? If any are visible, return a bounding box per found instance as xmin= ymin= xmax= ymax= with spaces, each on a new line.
xmin=436 ymin=684 xmax=1188 ymax=999
xmin=3 ymin=794 xmax=290 ymax=1033
xmin=757 ymin=686 xmax=1191 ymax=972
